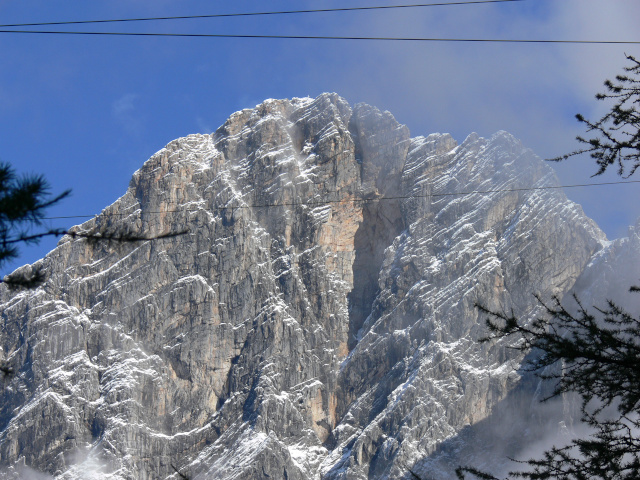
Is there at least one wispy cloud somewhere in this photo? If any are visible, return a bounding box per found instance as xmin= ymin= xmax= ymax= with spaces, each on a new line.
xmin=306 ymin=0 xmax=640 ymax=238
xmin=112 ymin=93 xmax=143 ymax=136
xmin=0 ymin=445 xmax=110 ymax=479
xmin=196 ymin=116 xmax=214 ymax=134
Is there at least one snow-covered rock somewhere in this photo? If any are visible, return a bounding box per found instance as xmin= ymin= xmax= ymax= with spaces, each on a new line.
xmin=0 ymin=94 xmax=616 ymax=479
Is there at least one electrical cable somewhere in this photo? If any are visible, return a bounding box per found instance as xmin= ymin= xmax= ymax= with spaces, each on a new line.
xmin=40 ymin=179 xmax=640 ymax=220
xmin=0 ymin=29 xmax=637 ymax=44
xmin=0 ymin=1 xmax=524 ymax=28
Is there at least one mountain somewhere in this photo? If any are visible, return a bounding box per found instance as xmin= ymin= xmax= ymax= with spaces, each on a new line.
xmin=0 ymin=93 xmax=621 ymax=479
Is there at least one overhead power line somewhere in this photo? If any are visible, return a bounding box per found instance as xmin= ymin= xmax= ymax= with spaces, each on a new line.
xmin=0 ymin=30 xmax=638 ymax=44
xmin=41 ymin=179 xmax=640 ymax=221
xmin=0 ymin=1 xmax=523 ymax=28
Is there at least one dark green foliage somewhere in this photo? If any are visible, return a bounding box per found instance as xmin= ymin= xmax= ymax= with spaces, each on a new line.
xmin=0 ymin=161 xmax=189 ymax=290
xmin=0 ymin=161 xmax=70 ymax=272
xmin=0 ymin=161 xmax=188 ymax=382
xmin=479 ymin=294 xmax=640 ymax=416
xmin=456 ymin=54 xmax=640 ymax=480
xmin=456 ymin=466 xmax=501 ymax=480
xmin=0 ymin=161 xmax=70 ymax=378
xmin=549 ymin=55 xmax=640 ymax=177
xmin=1 ymin=227 xmax=189 ymax=290
xmin=457 ymin=290 xmax=640 ymax=480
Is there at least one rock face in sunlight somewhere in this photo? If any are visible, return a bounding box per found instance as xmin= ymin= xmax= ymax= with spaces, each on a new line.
xmin=0 ymin=94 xmax=619 ymax=479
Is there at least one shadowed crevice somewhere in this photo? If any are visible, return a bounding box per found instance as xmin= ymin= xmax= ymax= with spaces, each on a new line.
xmin=347 ymin=197 xmax=404 ymax=350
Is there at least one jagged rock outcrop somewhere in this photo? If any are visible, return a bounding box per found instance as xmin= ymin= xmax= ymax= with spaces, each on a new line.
xmin=0 ymin=94 xmax=613 ymax=479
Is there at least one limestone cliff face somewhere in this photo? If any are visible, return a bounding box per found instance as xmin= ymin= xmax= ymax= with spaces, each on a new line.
xmin=0 ymin=94 xmax=608 ymax=479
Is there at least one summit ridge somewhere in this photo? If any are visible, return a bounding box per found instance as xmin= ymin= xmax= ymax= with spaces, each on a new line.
xmin=0 ymin=94 xmax=619 ymax=479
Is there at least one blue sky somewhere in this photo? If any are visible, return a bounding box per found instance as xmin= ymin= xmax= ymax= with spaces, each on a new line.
xmin=1 ymin=0 xmax=639 ymax=276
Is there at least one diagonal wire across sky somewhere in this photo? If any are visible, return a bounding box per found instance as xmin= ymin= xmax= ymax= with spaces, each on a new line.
xmin=40 ymin=179 xmax=640 ymax=220
xmin=0 ymin=0 xmax=638 ymax=44
xmin=0 ymin=1 xmax=527 ymax=28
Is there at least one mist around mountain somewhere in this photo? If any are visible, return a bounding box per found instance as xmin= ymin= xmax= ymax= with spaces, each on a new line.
xmin=0 ymin=94 xmax=635 ymax=479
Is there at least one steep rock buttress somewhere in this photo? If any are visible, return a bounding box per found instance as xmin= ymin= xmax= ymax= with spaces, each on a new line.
xmin=0 ymin=94 xmax=609 ymax=480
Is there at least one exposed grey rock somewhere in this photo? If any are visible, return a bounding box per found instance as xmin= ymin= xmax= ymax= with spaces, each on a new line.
xmin=0 ymin=94 xmax=613 ymax=479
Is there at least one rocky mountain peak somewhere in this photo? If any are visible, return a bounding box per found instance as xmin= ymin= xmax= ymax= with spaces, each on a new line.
xmin=0 ymin=94 xmax=613 ymax=479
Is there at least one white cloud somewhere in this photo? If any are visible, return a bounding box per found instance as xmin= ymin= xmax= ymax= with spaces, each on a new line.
xmin=196 ymin=116 xmax=214 ymax=134
xmin=111 ymin=93 xmax=143 ymax=136
xmin=311 ymin=0 xmax=640 ymax=238
xmin=0 ymin=445 xmax=111 ymax=479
